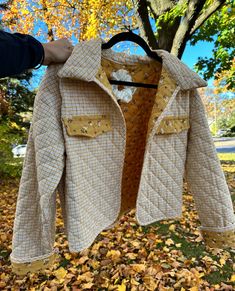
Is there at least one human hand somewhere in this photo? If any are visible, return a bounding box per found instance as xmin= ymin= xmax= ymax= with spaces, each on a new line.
xmin=42 ymin=38 xmax=73 ymax=65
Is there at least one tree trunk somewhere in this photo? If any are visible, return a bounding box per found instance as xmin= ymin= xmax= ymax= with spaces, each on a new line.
xmin=134 ymin=0 xmax=227 ymax=58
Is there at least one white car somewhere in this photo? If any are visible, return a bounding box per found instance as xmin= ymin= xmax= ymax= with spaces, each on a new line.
xmin=12 ymin=144 xmax=27 ymax=158
xmin=217 ymin=129 xmax=227 ymax=137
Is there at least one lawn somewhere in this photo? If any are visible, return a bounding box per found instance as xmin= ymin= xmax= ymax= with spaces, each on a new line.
xmin=0 ymin=155 xmax=234 ymax=290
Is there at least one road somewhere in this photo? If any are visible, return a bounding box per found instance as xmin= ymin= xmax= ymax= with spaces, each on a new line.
xmin=213 ymin=137 xmax=235 ymax=153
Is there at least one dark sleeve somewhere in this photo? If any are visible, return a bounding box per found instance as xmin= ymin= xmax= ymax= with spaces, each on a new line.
xmin=0 ymin=30 xmax=44 ymax=78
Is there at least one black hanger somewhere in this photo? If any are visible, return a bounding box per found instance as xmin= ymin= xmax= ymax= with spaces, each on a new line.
xmin=101 ymin=31 xmax=162 ymax=89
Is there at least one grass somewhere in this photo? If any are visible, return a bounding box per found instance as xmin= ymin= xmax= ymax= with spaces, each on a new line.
xmin=217 ymin=153 xmax=235 ymax=161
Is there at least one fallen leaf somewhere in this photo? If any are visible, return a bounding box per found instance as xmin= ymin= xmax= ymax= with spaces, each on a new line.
xmin=165 ymin=238 xmax=174 ymax=246
xmin=125 ymin=252 xmax=138 ymax=259
xmin=117 ymin=280 xmax=126 ymax=291
xmin=53 ymin=267 xmax=67 ymax=280
xmin=64 ymin=253 xmax=71 ymax=260
xmin=106 ymin=250 xmax=121 ymax=262
xmin=169 ymin=224 xmax=176 ymax=231
xmin=230 ymin=274 xmax=235 ymax=282
xmin=219 ymin=258 xmax=226 ymax=266
xmin=81 ymin=282 xmax=94 ymax=289
xmin=131 ymin=264 xmax=146 ymax=273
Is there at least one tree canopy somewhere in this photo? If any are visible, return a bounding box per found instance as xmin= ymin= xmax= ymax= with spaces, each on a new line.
xmin=1 ymin=0 xmax=234 ymax=89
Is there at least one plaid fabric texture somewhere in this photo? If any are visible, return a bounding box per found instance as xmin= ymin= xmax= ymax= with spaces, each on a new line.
xmin=10 ymin=38 xmax=235 ymax=274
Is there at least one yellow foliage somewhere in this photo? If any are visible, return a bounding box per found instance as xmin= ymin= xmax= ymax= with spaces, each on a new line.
xmin=230 ymin=274 xmax=235 ymax=282
xmin=2 ymin=0 xmax=137 ymax=41
xmin=9 ymin=121 xmax=21 ymax=130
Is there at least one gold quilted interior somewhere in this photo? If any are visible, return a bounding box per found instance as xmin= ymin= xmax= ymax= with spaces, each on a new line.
xmin=101 ymin=57 xmax=162 ymax=218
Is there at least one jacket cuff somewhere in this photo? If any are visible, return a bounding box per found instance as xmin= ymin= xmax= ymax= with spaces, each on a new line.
xmin=11 ymin=253 xmax=57 ymax=275
xmin=201 ymin=228 xmax=235 ymax=249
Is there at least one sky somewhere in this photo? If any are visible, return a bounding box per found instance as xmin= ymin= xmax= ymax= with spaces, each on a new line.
xmin=182 ymin=40 xmax=214 ymax=87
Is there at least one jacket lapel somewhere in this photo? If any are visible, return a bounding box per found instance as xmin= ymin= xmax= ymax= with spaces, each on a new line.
xmin=58 ymin=38 xmax=207 ymax=139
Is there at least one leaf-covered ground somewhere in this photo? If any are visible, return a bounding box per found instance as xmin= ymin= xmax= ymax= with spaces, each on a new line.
xmin=0 ymin=158 xmax=234 ymax=290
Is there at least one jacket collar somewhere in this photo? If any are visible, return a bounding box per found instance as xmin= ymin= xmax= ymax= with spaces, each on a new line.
xmin=58 ymin=38 xmax=207 ymax=91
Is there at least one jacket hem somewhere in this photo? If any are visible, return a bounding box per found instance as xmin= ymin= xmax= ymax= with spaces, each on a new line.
xmin=200 ymin=227 xmax=235 ymax=249
xmin=135 ymin=213 xmax=182 ymax=226
xmin=199 ymin=223 xmax=235 ymax=232
xmin=10 ymin=252 xmax=58 ymax=275
xmin=10 ymin=249 xmax=57 ymax=263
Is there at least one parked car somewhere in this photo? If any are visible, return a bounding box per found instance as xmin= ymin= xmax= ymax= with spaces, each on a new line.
xmin=12 ymin=144 xmax=27 ymax=158
xmin=217 ymin=129 xmax=228 ymax=137
xmin=217 ymin=128 xmax=235 ymax=138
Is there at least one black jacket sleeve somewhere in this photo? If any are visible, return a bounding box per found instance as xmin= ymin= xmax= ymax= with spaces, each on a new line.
xmin=0 ymin=31 xmax=44 ymax=78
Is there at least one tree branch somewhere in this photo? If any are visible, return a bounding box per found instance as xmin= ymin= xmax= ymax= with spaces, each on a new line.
xmin=190 ymin=0 xmax=227 ymax=35
xmin=146 ymin=0 xmax=180 ymax=51
xmin=171 ymin=0 xmax=207 ymax=58
xmin=133 ymin=0 xmax=158 ymax=49
xmin=147 ymin=0 xmax=175 ymax=17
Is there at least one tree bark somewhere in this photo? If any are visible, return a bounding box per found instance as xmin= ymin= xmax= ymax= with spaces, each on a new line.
xmin=171 ymin=0 xmax=207 ymax=58
xmin=190 ymin=0 xmax=227 ymax=36
xmin=134 ymin=0 xmax=226 ymax=58
xmin=133 ymin=0 xmax=158 ymax=49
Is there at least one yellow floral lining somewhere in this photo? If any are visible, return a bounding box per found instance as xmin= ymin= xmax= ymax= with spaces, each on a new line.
xmin=62 ymin=114 xmax=112 ymax=138
xmin=201 ymin=229 xmax=235 ymax=249
xmin=95 ymin=66 xmax=114 ymax=93
xmin=156 ymin=115 xmax=190 ymax=134
xmin=11 ymin=253 xmax=58 ymax=275
xmin=146 ymin=67 xmax=178 ymax=138
xmin=96 ymin=60 xmax=178 ymax=138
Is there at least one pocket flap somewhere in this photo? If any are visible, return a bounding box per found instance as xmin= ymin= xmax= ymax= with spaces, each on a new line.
xmin=156 ymin=115 xmax=190 ymax=134
xmin=62 ymin=114 xmax=112 ymax=137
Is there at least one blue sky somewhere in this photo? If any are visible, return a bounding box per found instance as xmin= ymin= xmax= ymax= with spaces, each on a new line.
xmin=182 ymin=40 xmax=214 ymax=86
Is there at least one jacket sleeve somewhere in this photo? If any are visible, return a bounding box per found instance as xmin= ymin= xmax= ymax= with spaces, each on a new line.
xmin=10 ymin=64 xmax=65 ymax=275
xmin=185 ymin=88 xmax=235 ymax=249
xmin=0 ymin=30 xmax=44 ymax=78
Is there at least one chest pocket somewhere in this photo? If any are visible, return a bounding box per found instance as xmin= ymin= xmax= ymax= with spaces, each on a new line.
xmin=62 ymin=114 xmax=112 ymax=138
xmin=156 ymin=115 xmax=190 ymax=134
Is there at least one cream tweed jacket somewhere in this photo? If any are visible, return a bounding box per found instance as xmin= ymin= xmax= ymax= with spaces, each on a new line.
xmin=10 ymin=38 xmax=235 ymax=275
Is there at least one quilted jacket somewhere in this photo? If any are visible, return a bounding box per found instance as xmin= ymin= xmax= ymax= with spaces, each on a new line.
xmin=10 ymin=38 xmax=235 ymax=275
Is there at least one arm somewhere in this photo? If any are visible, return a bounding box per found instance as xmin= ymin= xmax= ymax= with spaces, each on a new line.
xmin=0 ymin=30 xmax=44 ymax=77
xmin=0 ymin=30 xmax=73 ymax=78
xmin=185 ymin=89 xmax=235 ymax=249
xmin=10 ymin=64 xmax=65 ymax=275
